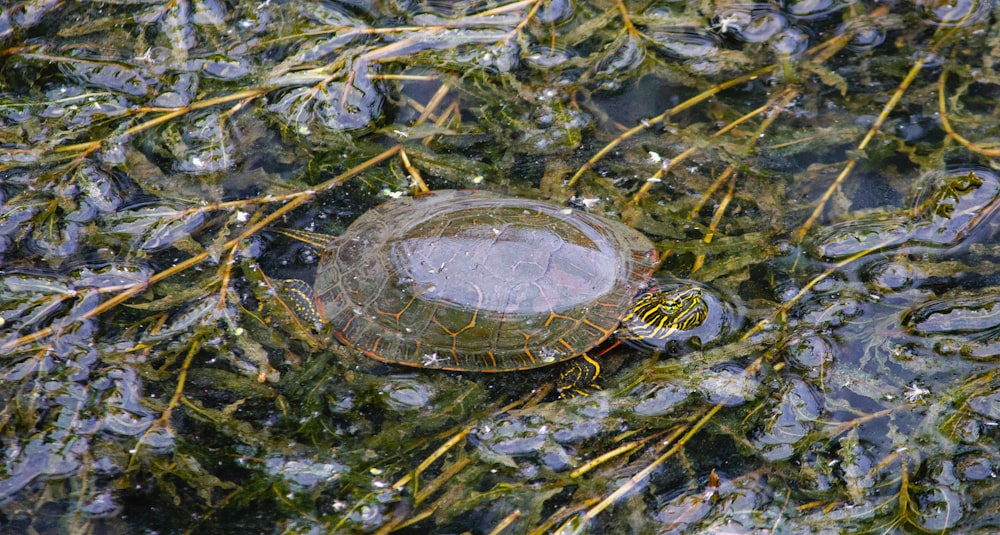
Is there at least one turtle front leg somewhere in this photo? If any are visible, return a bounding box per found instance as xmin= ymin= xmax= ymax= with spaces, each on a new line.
xmin=555 ymin=354 xmax=602 ymax=398
xmin=277 ymin=278 xmax=323 ymax=325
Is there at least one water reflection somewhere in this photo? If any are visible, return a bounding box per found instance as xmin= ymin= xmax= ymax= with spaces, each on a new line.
xmin=4 ymin=0 xmax=1000 ymax=532
xmin=916 ymin=0 xmax=993 ymax=26
xmin=810 ymin=167 xmax=1000 ymax=259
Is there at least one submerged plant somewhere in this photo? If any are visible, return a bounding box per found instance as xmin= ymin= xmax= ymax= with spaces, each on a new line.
xmin=2 ymin=0 xmax=1000 ymax=533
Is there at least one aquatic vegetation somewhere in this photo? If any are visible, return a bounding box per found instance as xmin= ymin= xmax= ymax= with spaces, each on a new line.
xmin=810 ymin=167 xmax=1000 ymax=259
xmin=2 ymin=0 xmax=1000 ymax=533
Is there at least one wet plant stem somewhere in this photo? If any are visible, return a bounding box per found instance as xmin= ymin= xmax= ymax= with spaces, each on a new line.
xmin=0 ymin=145 xmax=402 ymax=353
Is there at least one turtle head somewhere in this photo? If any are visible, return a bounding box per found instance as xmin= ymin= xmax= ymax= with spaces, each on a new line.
xmin=623 ymin=287 xmax=708 ymax=341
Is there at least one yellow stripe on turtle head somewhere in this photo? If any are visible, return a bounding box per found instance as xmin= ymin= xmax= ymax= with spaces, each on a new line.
xmin=624 ymin=287 xmax=708 ymax=341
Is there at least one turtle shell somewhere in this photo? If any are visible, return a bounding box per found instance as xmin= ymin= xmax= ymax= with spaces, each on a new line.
xmin=315 ymin=189 xmax=658 ymax=372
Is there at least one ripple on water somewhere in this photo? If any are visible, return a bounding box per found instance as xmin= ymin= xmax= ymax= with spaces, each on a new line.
xmin=712 ymin=4 xmax=823 ymax=52
xmin=535 ymin=0 xmax=574 ymax=24
xmin=781 ymin=331 xmax=834 ymax=378
xmin=265 ymin=456 xmax=348 ymax=490
xmin=771 ymin=27 xmax=810 ymax=56
xmin=810 ymin=167 xmax=1000 ymax=260
xmin=633 ymin=383 xmax=694 ymax=417
xmin=862 ymin=259 xmax=917 ymax=293
xmin=840 ymin=20 xmax=886 ymax=51
xmin=783 ymin=0 xmax=850 ymax=20
xmin=917 ymin=0 xmax=992 ymax=26
xmin=650 ymin=28 xmax=721 ymax=59
xmin=524 ymin=44 xmax=576 ymax=69
xmin=751 ymin=377 xmax=822 ymax=461
xmin=903 ymin=292 xmax=1000 ymax=336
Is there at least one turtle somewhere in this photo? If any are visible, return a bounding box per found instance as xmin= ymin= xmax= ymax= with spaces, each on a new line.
xmin=275 ymin=189 xmax=708 ymax=396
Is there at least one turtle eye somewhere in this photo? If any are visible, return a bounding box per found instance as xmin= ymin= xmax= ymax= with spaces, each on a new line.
xmin=659 ymin=300 xmax=681 ymax=314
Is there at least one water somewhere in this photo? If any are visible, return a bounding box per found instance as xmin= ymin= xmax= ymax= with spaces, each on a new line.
xmin=2 ymin=0 xmax=1000 ymax=533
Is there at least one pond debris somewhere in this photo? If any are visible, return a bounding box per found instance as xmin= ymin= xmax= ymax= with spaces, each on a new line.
xmin=2 ymin=0 xmax=1000 ymax=533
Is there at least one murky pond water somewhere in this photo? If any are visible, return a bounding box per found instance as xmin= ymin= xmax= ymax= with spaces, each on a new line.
xmin=2 ymin=0 xmax=1000 ymax=533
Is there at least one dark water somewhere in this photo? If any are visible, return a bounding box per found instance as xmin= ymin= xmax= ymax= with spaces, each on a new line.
xmin=2 ymin=0 xmax=1000 ymax=533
